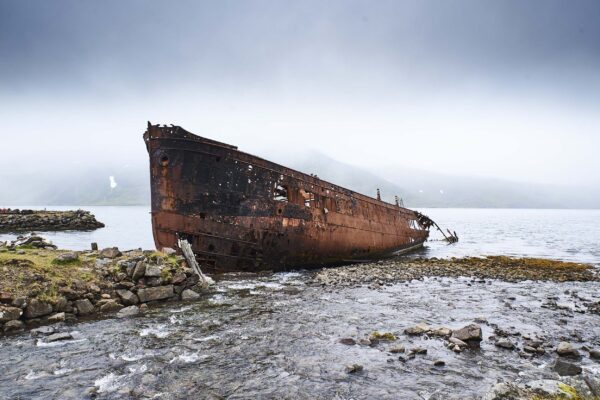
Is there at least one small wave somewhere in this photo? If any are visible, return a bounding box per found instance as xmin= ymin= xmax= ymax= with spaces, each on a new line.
xmin=193 ymin=334 xmax=219 ymax=342
xmin=168 ymin=351 xmax=207 ymax=364
xmin=169 ymin=306 xmax=192 ymax=313
xmin=36 ymin=338 xmax=87 ymax=348
xmin=95 ymin=372 xmax=126 ymax=393
xmin=53 ymin=368 xmax=73 ymax=376
xmin=139 ymin=325 xmax=170 ymax=338
xmin=24 ymin=370 xmax=50 ymax=380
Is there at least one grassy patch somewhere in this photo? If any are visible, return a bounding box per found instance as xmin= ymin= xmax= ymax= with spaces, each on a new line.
xmin=0 ymin=247 xmax=102 ymax=299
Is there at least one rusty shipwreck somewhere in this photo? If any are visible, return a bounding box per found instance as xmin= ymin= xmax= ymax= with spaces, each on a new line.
xmin=144 ymin=123 xmax=433 ymax=274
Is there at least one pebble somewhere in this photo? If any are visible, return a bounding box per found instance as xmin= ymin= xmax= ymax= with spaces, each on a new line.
xmin=46 ymin=332 xmax=73 ymax=342
xmin=495 ymin=338 xmax=515 ymax=350
xmin=345 ymin=363 xmax=363 ymax=373
xmin=339 ymin=338 xmax=356 ymax=346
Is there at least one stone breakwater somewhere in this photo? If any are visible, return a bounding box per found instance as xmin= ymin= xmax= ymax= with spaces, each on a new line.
xmin=0 ymin=209 xmax=105 ymax=232
xmin=313 ymin=256 xmax=600 ymax=287
xmin=0 ymin=236 xmax=210 ymax=336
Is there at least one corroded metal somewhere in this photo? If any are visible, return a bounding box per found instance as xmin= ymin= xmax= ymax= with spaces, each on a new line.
xmin=144 ymin=123 xmax=430 ymax=273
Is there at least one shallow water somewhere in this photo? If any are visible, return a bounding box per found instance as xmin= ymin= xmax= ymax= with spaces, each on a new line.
xmin=1 ymin=272 xmax=599 ymax=399
xmin=1 ymin=207 xmax=600 ymax=263
xmin=2 ymin=207 xmax=600 ymax=399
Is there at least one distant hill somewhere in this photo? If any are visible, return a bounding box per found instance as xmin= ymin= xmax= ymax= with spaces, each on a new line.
xmin=0 ymin=152 xmax=597 ymax=208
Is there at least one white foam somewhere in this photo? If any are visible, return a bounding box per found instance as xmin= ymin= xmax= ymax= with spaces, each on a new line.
xmin=53 ymin=368 xmax=73 ymax=376
xmin=193 ymin=334 xmax=219 ymax=342
xmin=168 ymin=351 xmax=206 ymax=364
xmin=139 ymin=325 xmax=170 ymax=338
xmin=24 ymin=370 xmax=50 ymax=380
xmin=95 ymin=373 xmax=126 ymax=393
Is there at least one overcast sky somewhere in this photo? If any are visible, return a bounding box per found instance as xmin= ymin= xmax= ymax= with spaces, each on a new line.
xmin=1 ymin=0 xmax=599 ymax=186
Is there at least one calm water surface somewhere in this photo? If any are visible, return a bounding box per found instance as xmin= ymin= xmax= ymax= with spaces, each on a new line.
xmin=2 ymin=207 xmax=599 ymax=263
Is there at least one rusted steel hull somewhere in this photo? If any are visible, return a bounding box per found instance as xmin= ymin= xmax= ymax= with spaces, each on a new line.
xmin=144 ymin=123 xmax=429 ymax=273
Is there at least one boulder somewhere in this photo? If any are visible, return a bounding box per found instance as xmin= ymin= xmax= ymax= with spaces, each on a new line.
xmin=0 ymin=292 xmax=13 ymax=304
xmin=116 ymin=289 xmax=139 ymax=306
xmin=98 ymin=247 xmax=122 ymax=259
xmin=75 ymin=299 xmax=94 ymax=315
xmin=181 ymin=289 xmax=200 ymax=300
xmin=99 ymin=300 xmax=123 ymax=312
xmin=24 ymin=299 xmax=53 ymax=319
xmin=0 ymin=305 xmax=22 ymax=322
xmin=3 ymin=319 xmax=24 ymax=332
xmin=495 ymin=338 xmax=515 ymax=350
xmin=55 ymin=252 xmax=78 ymax=263
xmin=144 ymin=265 xmax=162 ymax=277
xmin=31 ymin=326 xmax=55 ymax=336
xmin=404 ymin=322 xmax=430 ymax=335
xmin=48 ymin=312 xmax=66 ymax=323
xmin=117 ymin=306 xmax=139 ymax=318
xmin=451 ymin=324 xmax=482 ymax=345
xmin=345 ymin=364 xmax=363 ymax=373
xmin=172 ymin=272 xmax=187 ymax=285
xmin=556 ymin=342 xmax=580 ymax=358
xmin=554 ymin=359 xmax=582 ymax=376
xmin=46 ymin=332 xmax=73 ymax=342
xmin=430 ymin=327 xmax=452 ymax=337
xmin=137 ymin=285 xmax=174 ymax=303
xmin=132 ymin=261 xmax=146 ymax=281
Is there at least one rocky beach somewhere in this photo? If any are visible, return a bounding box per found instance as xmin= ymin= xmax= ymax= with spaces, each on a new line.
xmin=1 ymin=235 xmax=600 ymax=399
xmin=0 ymin=209 xmax=105 ymax=232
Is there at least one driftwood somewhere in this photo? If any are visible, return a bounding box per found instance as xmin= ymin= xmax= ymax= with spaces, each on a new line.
xmin=177 ymin=238 xmax=213 ymax=287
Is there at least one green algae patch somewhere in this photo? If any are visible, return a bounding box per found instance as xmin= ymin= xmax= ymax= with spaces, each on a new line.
xmin=370 ymin=331 xmax=397 ymax=341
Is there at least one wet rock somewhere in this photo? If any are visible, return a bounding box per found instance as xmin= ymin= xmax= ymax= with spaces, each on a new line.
xmin=145 ymin=265 xmax=162 ymax=277
xmin=98 ymin=247 xmax=121 ymax=259
xmin=409 ymin=346 xmax=427 ymax=355
xmin=495 ymin=338 xmax=515 ymax=350
xmin=47 ymin=312 xmax=65 ymax=323
xmin=449 ymin=337 xmax=468 ymax=347
xmin=31 ymin=326 xmax=55 ymax=336
xmin=433 ymin=360 xmax=445 ymax=367
xmin=117 ymin=305 xmax=139 ymax=318
xmin=345 ymin=363 xmax=363 ymax=373
xmin=74 ymin=299 xmax=94 ymax=315
xmin=482 ymin=382 xmax=520 ymax=400
xmin=590 ymin=349 xmax=600 ymax=360
xmin=430 ymin=327 xmax=452 ymax=337
xmin=451 ymin=324 xmax=482 ymax=345
xmin=137 ymin=285 xmax=174 ymax=302
xmin=116 ymin=289 xmax=139 ymax=306
xmin=389 ymin=346 xmax=405 ymax=353
xmin=46 ymin=332 xmax=73 ymax=342
xmin=556 ymin=342 xmax=580 ymax=358
xmin=523 ymin=346 xmax=538 ymax=354
xmin=0 ymin=305 xmax=22 ymax=322
xmin=358 ymin=338 xmax=372 ymax=346
xmin=24 ymin=299 xmax=53 ymax=319
xmin=55 ymin=252 xmax=78 ymax=263
xmin=339 ymin=338 xmax=356 ymax=345
xmin=181 ymin=289 xmax=200 ymax=300
xmin=553 ymin=359 xmax=582 ymax=376
xmin=3 ymin=319 xmax=24 ymax=332
xmin=132 ymin=261 xmax=146 ymax=281
xmin=404 ymin=322 xmax=430 ymax=335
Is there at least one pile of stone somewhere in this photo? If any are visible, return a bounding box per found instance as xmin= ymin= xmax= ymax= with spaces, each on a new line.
xmin=5 ymin=234 xmax=57 ymax=250
xmin=0 ymin=209 xmax=105 ymax=232
xmin=0 ymin=246 xmax=211 ymax=335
